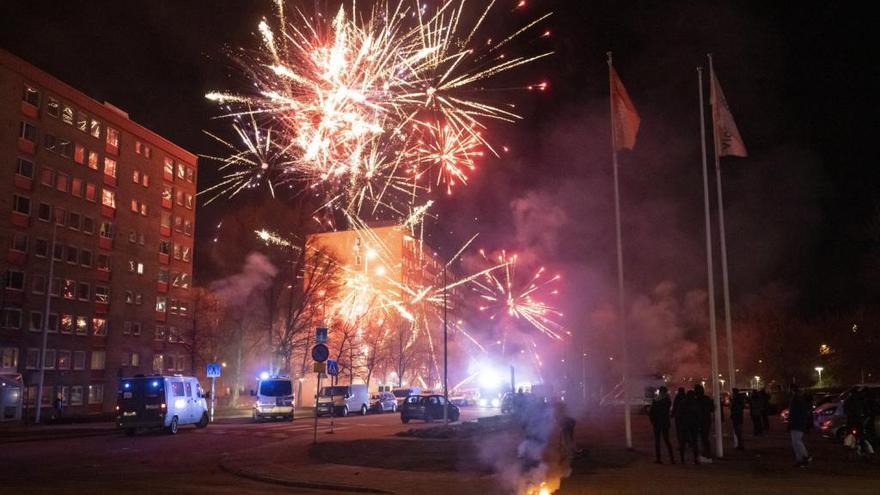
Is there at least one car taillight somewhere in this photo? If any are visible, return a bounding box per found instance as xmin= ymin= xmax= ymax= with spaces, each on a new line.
xmin=115 ymin=405 xmax=120 ymax=411
xmin=160 ymin=403 xmax=166 ymax=409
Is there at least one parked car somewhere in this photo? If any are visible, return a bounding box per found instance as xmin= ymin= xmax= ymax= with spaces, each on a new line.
xmin=317 ymin=384 xmax=370 ymax=416
xmin=116 ymin=375 xmax=209 ymax=435
xmin=252 ymin=376 xmax=294 ymax=422
xmin=400 ymin=394 xmax=460 ymax=423
xmin=391 ymin=387 xmax=422 ymax=407
xmin=816 ymin=384 xmax=880 ymax=442
xmin=370 ymin=391 xmax=398 ymax=413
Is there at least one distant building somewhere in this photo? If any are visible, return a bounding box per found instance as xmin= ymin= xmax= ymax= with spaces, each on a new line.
xmin=0 ymin=49 xmax=197 ymax=418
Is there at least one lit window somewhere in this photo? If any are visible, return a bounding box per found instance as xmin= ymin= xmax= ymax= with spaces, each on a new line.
xmin=135 ymin=141 xmax=142 ymax=154
xmin=60 ymin=314 xmax=73 ymax=334
xmin=95 ymin=286 xmax=109 ymax=303
xmin=92 ymin=318 xmax=107 ymax=337
xmin=44 ymin=349 xmax=56 ymax=370
xmin=186 ymin=167 xmax=195 ymax=183
xmin=23 ymin=86 xmax=40 ymax=106
xmin=142 ymin=174 xmax=149 ymax=187
xmin=132 ymin=169 xmax=140 ymax=183
xmin=76 ymin=112 xmax=88 ymax=132
xmin=130 ymin=199 xmax=139 ymax=213
xmin=71 ymin=178 xmax=83 ymax=198
xmin=74 ymin=144 xmax=85 ymax=164
xmin=125 ymin=291 xmax=134 ymax=304
xmin=185 ymin=193 xmax=193 ymax=209
xmin=156 ymin=296 xmax=167 ymax=313
xmin=56 ymin=172 xmax=68 ymax=192
xmin=0 ymin=347 xmax=19 ymax=370
xmin=184 ymin=220 xmax=192 ymax=236
xmin=57 ymin=350 xmax=70 ymax=370
xmin=40 ymin=167 xmax=54 ymax=187
xmin=102 ymin=189 xmax=116 ymax=209
xmin=176 ymin=190 xmax=184 ymax=205
xmin=182 ymin=246 xmax=191 ymax=262
xmin=75 ymin=316 xmax=88 ymax=335
xmin=103 ymin=157 xmax=117 ymax=178
xmin=177 ymin=163 xmax=185 ymax=179
xmin=155 ymin=326 xmax=166 ymax=342
xmin=44 ymin=133 xmax=56 ymax=152
xmin=90 ymin=351 xmax=106 ymax=370
xmin=90 ymin=118 xmax=101 ymax=139
xmin=163 ymin=158 xmax=174 ymax=180
xmin=99 ymin=221 xmax=114 ymax=239
xmin=61 ymin=105 xmax=74 ymax=125
xmin=106 ymin=127 xmax=119 ymax=149
xmin=70 ymin=386 xmax=83 ymax=405
xmin=47 ymin=97 xmax=59 ymax=117
xmin=88 ymin=151 xmax=99 ymax=170
xmin=140 ymin=203 xmax=148 ymax=216
xmin=144 ymin=145 xmax=152 ymax=158
xmin=62 ymin=279 xmax=76 ymax=300
xmin=85 ymin=183 xmax=97 ymax=202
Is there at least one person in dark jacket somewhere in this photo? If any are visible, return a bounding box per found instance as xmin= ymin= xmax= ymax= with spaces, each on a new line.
xmin=730 ymin=388 xmax=745 ymax=450
xmin=788 ymin=385 xmax=812 ymax=467
xmin=671 ymin=387 xmax=687 ymax=461
xmin=649 ymin=386 xmax=675 ymax=464
xmin=759 ymin=388 xmax=772 ymax=432
xmin=694 ymin=384 xmax=714 ymax=461
xmin=749 ymin=389 xmax=764 ymax=436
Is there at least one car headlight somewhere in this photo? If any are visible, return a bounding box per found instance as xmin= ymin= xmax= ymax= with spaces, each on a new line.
xmin=491 ymin=398 xmax=501 ymax=408
xmin=478 ymin=398 xmax=488 ymax=407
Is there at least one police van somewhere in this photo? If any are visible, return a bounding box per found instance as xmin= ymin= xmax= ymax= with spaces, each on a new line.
xmin=252 ymin=375 xmax=295 ymax=421
xmin=116 ymin=375 xmax=209 ymax=435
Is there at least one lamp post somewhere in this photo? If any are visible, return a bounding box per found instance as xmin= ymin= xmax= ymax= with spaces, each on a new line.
xmin=443 ymin=264 xmax=448 ymax=425
xmin=815 ymin=366 xmax=824 ymax=388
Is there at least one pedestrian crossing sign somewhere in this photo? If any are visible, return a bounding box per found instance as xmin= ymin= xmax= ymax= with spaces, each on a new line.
xmin=327 ymin=360 xmax=339 ymax=376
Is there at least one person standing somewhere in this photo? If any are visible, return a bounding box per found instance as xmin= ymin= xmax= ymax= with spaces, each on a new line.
xmin=730 ymin=388 xmax=745 ymax=450
xmin=671 ymin=387 xmax=688 ymax=462
xmin=760 ymin=388 xmax=772 ymax=433
xmin=788 ymin=385 xmax=812 ymax=467
xmin=649 ymin=386 xmax=675 ymax=464
xmin=52 ymin=393 xmax=63 ymax=422
xmin=749 ymin=389 xmax=764 ymax=436
xmin=681 ymin=390 xmax=701 ymax=464
xmin=694 ymin=384 xmax=714 ymax=463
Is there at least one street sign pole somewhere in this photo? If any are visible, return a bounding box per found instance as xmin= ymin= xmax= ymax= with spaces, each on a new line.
xmin=206 ymin=362 xmax=221 ymax=423
xmin=210 ymin=376 xmax=216 ymax=423
xmin=313 ymin=372 xmax=321 ymax=444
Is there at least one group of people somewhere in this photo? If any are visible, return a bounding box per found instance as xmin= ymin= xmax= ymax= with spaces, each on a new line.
xmin=649 ymin=384 xmax=817 ymax=467
xmin=648 ymin=384 xmax=715 ymax=464
xmin=843 ymin=387 xmax=880 ymax=455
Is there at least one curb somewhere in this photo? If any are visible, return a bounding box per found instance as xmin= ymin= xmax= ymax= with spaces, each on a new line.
xmin=0 ymin=428 xmax=117 ymax=444
xmin=218 ymin=455 xmax=392 ymax=494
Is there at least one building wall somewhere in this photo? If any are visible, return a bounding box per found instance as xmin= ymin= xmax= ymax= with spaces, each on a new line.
xmin=0 ymin=49 xmax=197 ymax=417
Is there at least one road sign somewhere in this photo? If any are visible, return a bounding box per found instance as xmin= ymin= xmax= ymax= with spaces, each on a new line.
xmin=326 ymin=359 xmax=338 ymax=376
xmin=313 ymin=362 xmax=326 ymax=373
xmin=311 ymin=343 xmax=330 ymax=363
xmin=206 ymin=363 xmax=222 ymax=378
xmin=315 ymin=327 xmax=328 ymax=344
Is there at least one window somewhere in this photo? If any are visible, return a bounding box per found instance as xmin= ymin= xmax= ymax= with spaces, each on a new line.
xmin=92 ymin=318 xmax=107 ymax=337
xmin=162 ymin=186 xmax=172 ymax=204
xmin=144 ymin=145 xmax=152 ymax=158
xmin=161 ymin=212 xmax=171 ymax=231
xmin=168 ymin=326 xmax=179 ymax=342
xmin=29 ymin=311 xmax=42 ymax=332
xmin=156 ymin=297 xmax=167 ymax=314
xmin=88 ymin=384 xmax=103 ymax=404
xmin=59 ymin=314 xmax=73 ymax=334
xmin=44 ymin=133 xmax=57 ymax=152
xmin=125 ymin=291 xmax=134 ymax=304
xmin=58 ymin=138 xmax=72 ymax=158
xmin=131 ymin=353 xmax=140 ymax=367
xmin=23 ymin=85 xmax=40 ymax=106
xmin=173 ymin=244 xmax=181 ymax=260
xmin=88 ymin=151 xmax=98 ymax=170
xmin=97 ymin=253 xmax=111 ymax=271
xmin=154 ymin=326 xmax=166 ymax=341
xmin=16 ymin=158 xmax=34 ymax=178
xmin=74 ymin=143 xmax=85 ymax=164
xmin=176 ymin=163 xmax=185 ymax=179
xmin=138 ymin=232 xmax=145 ymax=245
xmin=135 ymin=293 xmax=143 ymax=305
xmin=56 ymin=172 xmax=69 ymax=192
xmin=77 ymin=282 xmax=90 ymax=301
xmin=158 ymin=269 xmax=170 ymax=284
xmin=132 ymin=169 xmax=140 ymax=183
xmin=106 ymin=127 xmax=119 ymax=149
xmin=75 ymin=316 xmax=88 ymax=335
xmin=71 ymin=177 xmax=83 ymax=197
xmin=33 ymin=239 xmax=48 ymax=259
xmin=76 ymin=112 xmax=88 ymax=133
xmin=103 ymin=157 xmax=117 ymax=178
xmin=174 ymin=216 xmax=183 ymax=232
xmin=142 ymin=174 xmax=150 ymax=187
xmin=95 ymin=286 xmax=109 ymax=304
xmin=80 ymin=249 xmax=92 ymax=267
xmin=66 ymin=245 xmax=78 ymax=264
xmin=90 ymin=350 xmax=105 ymax=370
xmin=128 ymin=230 xmax=137 ymax=243
xmin=131 ymin=322 xmax=141 ymax=336
xmin=13 ymin=194 xmax=31 ymax=215
xmin=47 ymin=97 xmax=59 ymax=117
xmin=11 ymin=232 xmax=28 ymax=252
xmin=69 ymin=212 xmax=82 ymax=230
xmin=61 ymin=105 xmax=74 ymax=125
xmin=130 ymin=199 xmax=139 ymax=213
xmin=159 ymin=240 xmax=171 ymax=255
xmin=62 ymin=279 xmax=75 ymax=299
xmin=73 ymin=351 xmax=86 ymax=370
xmin=53 ymin=244 xmax=63 ymax=262
xmin=85 ymin=183 xmax=97 ymax=202
xmin=47 ymin=313 xmax=58 ymax=333
xmin=184 ymin=219 xmax=193 ymax=236
xmin=0 ymin=347 xmax=19 ymax=370
xmin=57 ymin=350 xmax=70 ymax=370
xmin=185 ymin=193 xmax=194 ymax=209
xmin=54 ymin=207 xmax=66 ymax=226
xmin=99 ymin=221 xmax=114 ymax=239
xmin=31 ymin=273 xmax=46 ymax=293
xmin=37 ymin=203 xmax=51 ymax=222
xmin=44 ymin=349 xmax=56 ymax=369
xmin=3 ymin=308 xmax=22 ymax=329
xmin=20 ymin=121 xmax=37 ymax=142
xmin=186 ymin=167 xmax=195 ymax=183
xmin=163 ymin=158 xmax=174 ymax=180
xmin=5 ymin=270 xmax=25 ymax=290
xmin=140 ymin=203 xmax=148 ymax=216
xmin=40 ymin=167 xmax=54 ymax=187
xmin=102 ymin=189 xmax=115 ymax=209
xmin=70 ymin=386 xmax=83 ymax=406
xmin=153 ymin=353 xmax=164 ymax=373
xmin=26 ymin=349 xmax=39 ymax=369
xmin=82 ymin=216 xmax=95 ymax=234
xmin=89 ymin=118 xmax=101 ymax=139
xmin=175 ymin=190 xmax=184 ymax=206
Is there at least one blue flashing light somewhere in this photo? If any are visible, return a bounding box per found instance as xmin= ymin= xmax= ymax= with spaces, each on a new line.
xmin=124 ymin=382 xmax=131 ymax=389
xmin=151 ymin=380 xmax=159 ymax=387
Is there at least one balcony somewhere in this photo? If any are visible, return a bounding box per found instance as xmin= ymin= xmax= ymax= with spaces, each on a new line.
xmin=157 ymin=281 xmax=168 ymax=294
xmin=98 ymin=237 xmax=113 ymax=250
xmin=96 ymin=268 xmax=111 ymax=282
xmin=94 ymin=302 xmax=109 ymax=314
xmin=14 ymin=175 xmax=33 ymax=191
xmin=20 ymin=101 xmax=39 ymax=119
xmin=158 ymin=253 xmax=170 ymax=265
xmin=100 ymin=206 xmax=115 ymax=219
xmin=6 ymin=250 xmax=26 ymax=266
xmin=10 ymin=211 xmax=30 ymax=228
xmin=17 ymin=138 xmax=35 ymax=155
xmin=155 ymin=311 xmax=166 ymax=322
xmin=102 ymin=174 xmax=117 ymax=187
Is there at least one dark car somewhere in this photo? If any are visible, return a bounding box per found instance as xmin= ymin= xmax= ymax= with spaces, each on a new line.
xmin=370 ymin=392 xmax=398 ymax=413
xmin=400 ymin=394 xmax=460 ymax=423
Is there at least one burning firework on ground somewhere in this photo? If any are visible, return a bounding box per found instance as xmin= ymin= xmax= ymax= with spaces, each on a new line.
xmin=203 ymin=0 xmax=552 ymax=215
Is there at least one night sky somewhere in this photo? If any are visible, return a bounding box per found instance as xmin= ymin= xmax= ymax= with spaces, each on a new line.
xmin=2 ymin=0 xmax=877 ymax=324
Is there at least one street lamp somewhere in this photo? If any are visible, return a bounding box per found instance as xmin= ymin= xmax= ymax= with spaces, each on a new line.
xmin=815 ymin=366 xmax=824 ymax=388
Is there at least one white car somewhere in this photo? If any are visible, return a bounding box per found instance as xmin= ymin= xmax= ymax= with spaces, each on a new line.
xmin=116 ymin=375 xmax=209 ymax=435
xmin=253 ymin=376 xmax=295 ymax=421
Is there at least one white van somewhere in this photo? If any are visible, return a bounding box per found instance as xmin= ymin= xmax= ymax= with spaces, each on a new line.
xmin=253 ymin=376 xmax=295 ymax=421
xmin=316 ymin=384 xmax=370 ymax=416
xmin=116 ymin=375 xmax=209 ymax=435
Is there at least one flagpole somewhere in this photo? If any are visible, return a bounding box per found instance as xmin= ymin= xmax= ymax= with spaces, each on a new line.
xmin=607 ymin=51 xmax=632 ymax=450
xmin=698 ymin=66 xmax=723 ymax=458
xmin=708 ymin=54 xmax=737 ymax=393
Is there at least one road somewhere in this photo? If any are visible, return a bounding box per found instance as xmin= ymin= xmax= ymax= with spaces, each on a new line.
xmin=0 ymin=407 xmax=493 ymax=495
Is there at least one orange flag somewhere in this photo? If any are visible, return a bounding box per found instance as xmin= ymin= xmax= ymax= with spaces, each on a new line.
xmin=610 ymin=66 xmax=641 ymax=150
xmin=710 ymin=69 xmax=748 ymax=157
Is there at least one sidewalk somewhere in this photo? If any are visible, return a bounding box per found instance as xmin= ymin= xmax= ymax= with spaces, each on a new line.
xmin=0 ymin=421 xmax=116 ymax=444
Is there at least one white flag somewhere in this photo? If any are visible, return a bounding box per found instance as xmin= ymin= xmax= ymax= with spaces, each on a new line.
xmin=710 ymin=69 xmax=748 ymax=158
